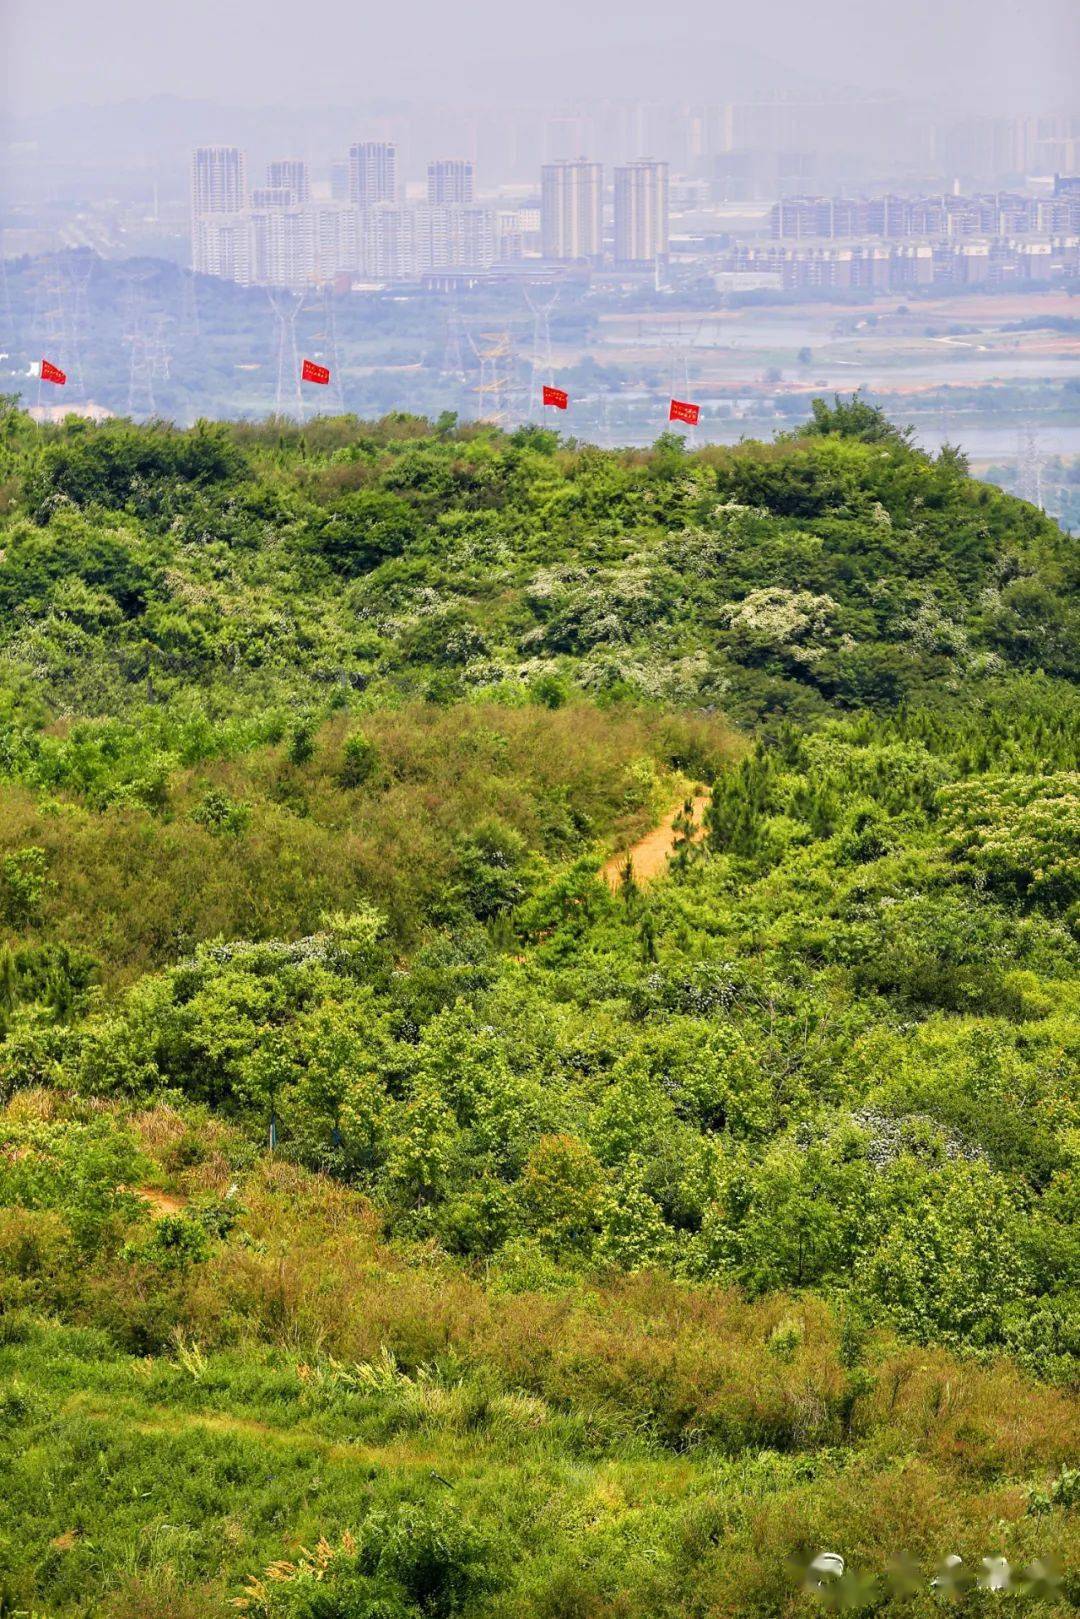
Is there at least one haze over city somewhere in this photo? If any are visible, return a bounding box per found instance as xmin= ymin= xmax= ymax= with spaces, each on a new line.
xmin=1 ymin=0 xmax=1078 ymax=520
xmin=3 ymin=0 xmax=1078 ymax=111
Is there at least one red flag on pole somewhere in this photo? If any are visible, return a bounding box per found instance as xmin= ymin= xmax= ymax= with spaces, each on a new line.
xmin=542 ymin=385 xmax=568 ymax=410
xmin=669 ymin=398 xmax=699 ymax=426
xmin=40 ymin=359 xmax=67 ymax=385
xmin=301 ymin=359 xmax=330 ymax=385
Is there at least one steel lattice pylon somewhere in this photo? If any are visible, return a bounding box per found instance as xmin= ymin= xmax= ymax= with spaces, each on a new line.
xmin=524 ymin=286 xmax=560 ymax=420
xmin=1017 ymin=424 xmax=1043 ymax=510
xmin=267 ymin=288 xmax=305 ymax=420
xmin=470 ymin=329 xmax=515 ymax=426
xmin=307 ymin=284 xmax=345 ymax=415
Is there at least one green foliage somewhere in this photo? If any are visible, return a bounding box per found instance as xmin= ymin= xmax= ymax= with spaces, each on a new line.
xmin=0 ymin=403 xmax=1078 ymax=1618
xmin=0 ymin=1110 xmax=145 ymax=1257
xmin=0 ymin=398 xmax=1073 ymax=732
xmin=237 ymin=1506 xmax=496 ymax=1618
xmin=122 ymin=1211 xmax=211 ymax=1272
xmin=192 ymin=788 xmax=252 ymax=837
xmin=941 ymin=773 xmax=1080 ymax=916
xmin=449 ymin=820 xmax=535 ymax=921
xmin=0 ymin=846 xmax=49 ymax=927
xmin=801 ymin=392 xmax=915 ymax=445
xmin=338 ymin=731 xmax=379 ymax=788
xmin=287 ymin=723 xmax=316 ymax=767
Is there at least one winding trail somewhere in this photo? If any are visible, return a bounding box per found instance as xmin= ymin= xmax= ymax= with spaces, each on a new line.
xmin=601 ymin=792 xmax=710 ymax=891
xmin=135 ymin=1186 xmax=189 ymax=1217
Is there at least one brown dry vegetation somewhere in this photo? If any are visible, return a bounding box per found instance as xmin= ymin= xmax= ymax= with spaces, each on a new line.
xmin=49 ymin=1142 xmax=1079 ymax=1479
xmin=5 ymin=1130 xmax=1074 ymax=1617
xmin=0 ymin=702 xmax=740 ymax=984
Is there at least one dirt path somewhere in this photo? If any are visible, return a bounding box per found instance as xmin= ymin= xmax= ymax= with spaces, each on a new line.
xmin=601 ymin=793 xmax=710 ymax=891
xmin=135 ymin=1186 xmax=189 ymax=1217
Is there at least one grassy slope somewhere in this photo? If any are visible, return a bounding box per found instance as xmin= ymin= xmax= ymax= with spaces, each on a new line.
xmin=2 ymin=1108 xmax=1077 ymax=1619
xmin=0 ymin=702 xmax=737 ymax=985
xmin=0 ymin=405 xmax=1077 ymax=1616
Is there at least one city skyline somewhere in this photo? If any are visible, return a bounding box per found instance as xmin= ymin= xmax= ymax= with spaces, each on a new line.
xmin=3 ymin=0 xmax=1077 ymax=485
xmin=186 ymin=121 xmax=1080 ymax=295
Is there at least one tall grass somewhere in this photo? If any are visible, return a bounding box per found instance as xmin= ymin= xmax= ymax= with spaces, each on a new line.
xmin=0 ymin=702 xmax=740 ymax=984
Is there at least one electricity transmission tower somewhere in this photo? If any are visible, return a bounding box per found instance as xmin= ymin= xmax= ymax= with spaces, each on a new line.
xmin=471 ymin=329 xmax=515 ymax=426
xmin=309 ymin=284 xmax=345 ymax=414
xmin=1017 ymin=424 xmax=1043 ymax=510
xmin=440 ymin=292 xmax=468 ymax=415
xmin=268 ymin=288 xmax=305 ymax=419
xmin=0 ymin=255 xmax=12 ymax=357
xmin=524 ymin=286 xmax=559 ymax=419
xmin=34 ymin=260 xmax=70 ymax=408
xmin=666 ymin=317 xmax=703 ymax=440
xmin=119 ymin=266 xmax=170 ymax=418
xmin=125 ymin=327 xmax=154 ymax=418
xmin=597 ymin=387 xmax=612 ymax=448
xmin=441 ymin=292 xmax=466 ymax=378
xmin=66 ymin=253 xmax=95 ymax=401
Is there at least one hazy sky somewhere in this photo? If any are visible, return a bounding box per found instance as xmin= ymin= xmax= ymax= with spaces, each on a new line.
xmin=2 ymin=0 xmax=1077 ymax=115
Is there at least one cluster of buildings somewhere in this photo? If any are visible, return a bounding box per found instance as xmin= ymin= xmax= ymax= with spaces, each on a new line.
xmin=715 ymin=237 xmax=1079 ymax=292
xmin=191 ymin=144 xmax=498 ymax=285
xmin=191 ymin=146 xmax=670 ymax=288
xmin=190 ymin=139 xmax=1079 ymax=297
xmin=699 ymin=175 xmax=1080 ymax=291
xmin=770 ymin=180 xmax=1080 ymax=242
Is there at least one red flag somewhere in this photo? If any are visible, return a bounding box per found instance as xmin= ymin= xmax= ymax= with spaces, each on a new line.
xmin=669 ymin=398 xmax=699 ymax=426
xmin=41 ymin=359 xmax=67 ymax=385
xmin=301 ymin=359 xmax=330 ymax=385
xmin=542 ymin=385 xmax=568 ymax=410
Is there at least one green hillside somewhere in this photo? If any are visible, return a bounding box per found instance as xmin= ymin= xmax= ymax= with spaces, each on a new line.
xmin=0 ymin=394 xmax=1077 ymax=1617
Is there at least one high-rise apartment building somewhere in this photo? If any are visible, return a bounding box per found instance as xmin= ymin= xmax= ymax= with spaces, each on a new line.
xmin=266 ymin=159 xmax=310 ymax=204
xmin=249 ymin=203 xmax=360 ymax=289
xmin=191 ymin=214 xmax=252 ymax=283
xmin=613 ymin=160 xmax=669 ymax=264
xmin=250 ymin=207 xmax=311 ymax=289
xmin=349 ymin=141 xmax=397 ymax=206
xmin=252 ymin=187 xmax=296 ymax=210
xmin=191 ymin=147 xmax=248 ymax=276
xmin=428 ymin=160 xmax=475 ymax=205
xmin=358 ymin=202 xmax=498 ymax=280
xmin=426 ymin=205 xmax=496 ymax=270
xmin=540 ymin=159 xmax=603 ymax=261
xmin=191 ymin=147 xmax=247 ymax=216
